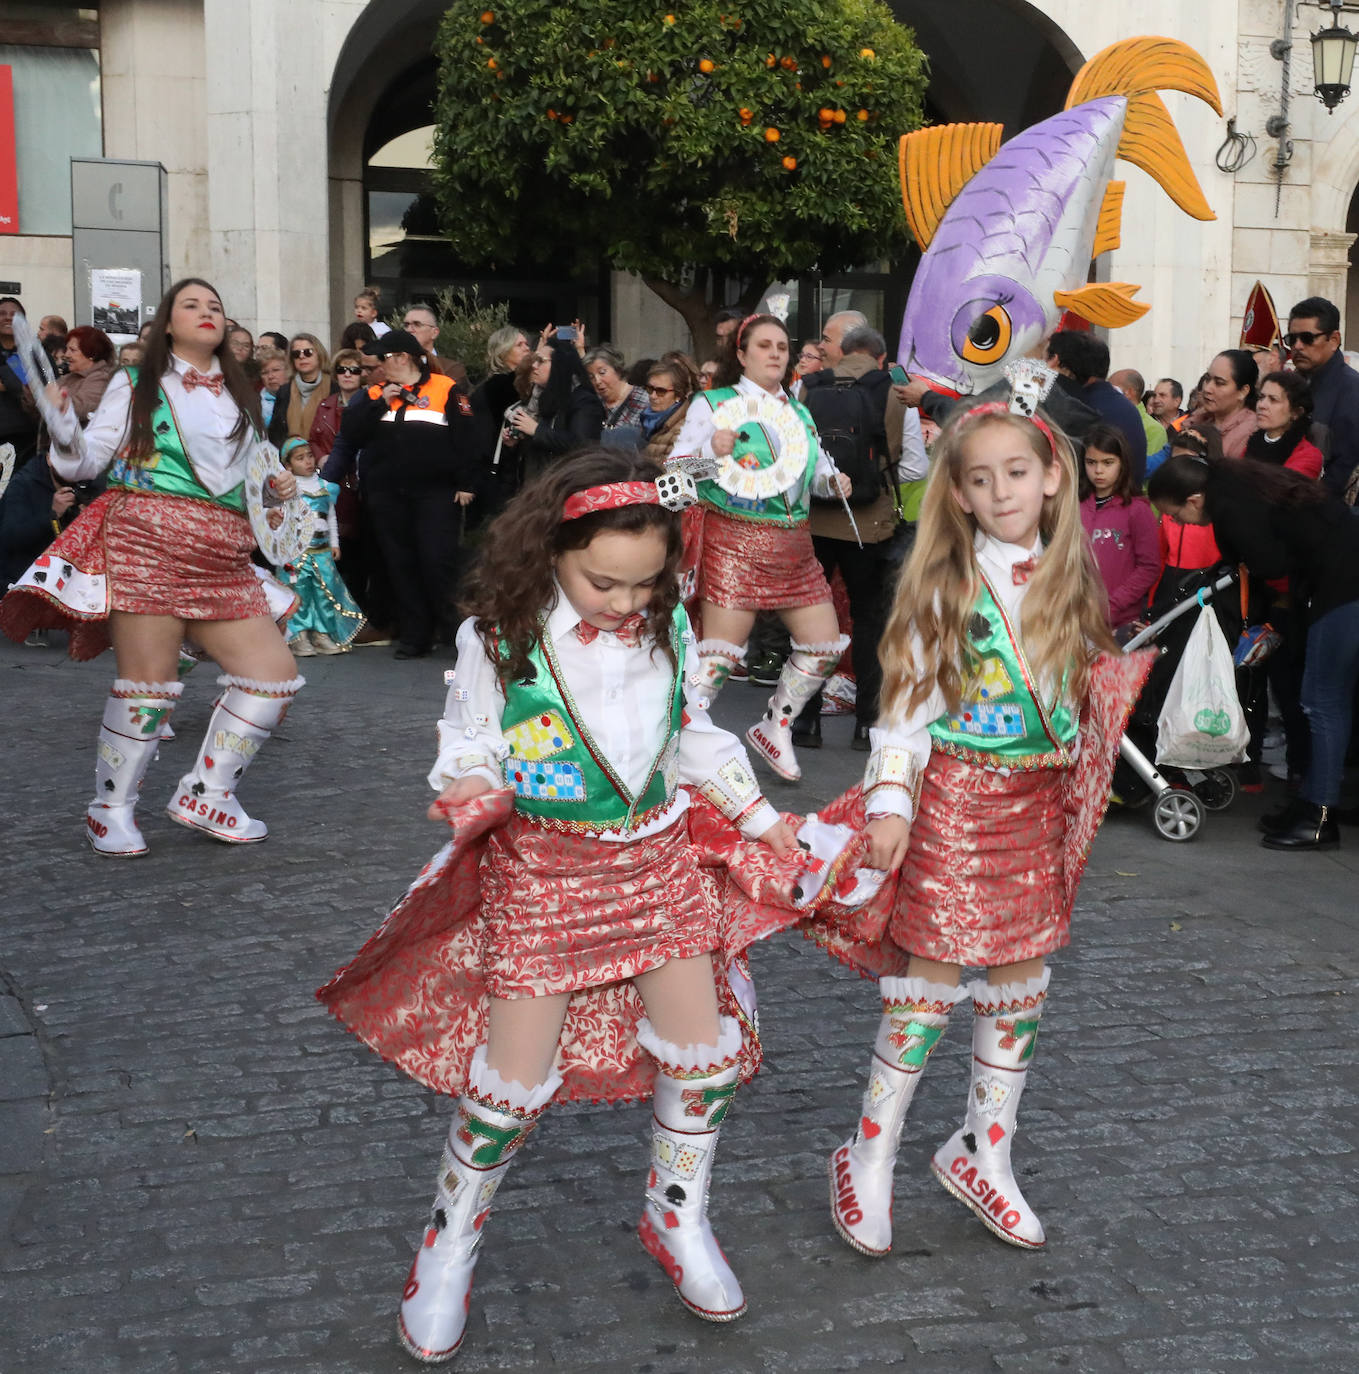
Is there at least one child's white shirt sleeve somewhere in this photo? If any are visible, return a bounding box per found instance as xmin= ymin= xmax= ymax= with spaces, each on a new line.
xmin=428 ymin=618 xmax=508 ymax=792
xmin=864 ymin=633 xmax=943 ymax=823
xmin=678 ymin=678 xmax=780 ymax=839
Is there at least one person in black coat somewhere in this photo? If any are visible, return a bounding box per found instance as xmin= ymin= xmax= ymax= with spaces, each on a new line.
xmin=503 ymin=337 xmax=605 ymax=483
xmin=1286 ymin=295 xmax=1359 ymax=499
xmin=343 ymin=330 xmax=482 ymax=659
xmin=1148 ymin=453 xmax=1359 ymax=850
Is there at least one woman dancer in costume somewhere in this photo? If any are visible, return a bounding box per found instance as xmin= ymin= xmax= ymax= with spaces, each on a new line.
xmin=823 ymin=402 xmax=1142 ymax=1254
xmin=668 ymin=313 xmax=851 ymax=782
xmin=0 ymin=278 xmax=303 ymax=855
xmin=275 ymin=437 xmax=364 ymax=656
xmin=319 ymin=449 xmax=798 ymax=1363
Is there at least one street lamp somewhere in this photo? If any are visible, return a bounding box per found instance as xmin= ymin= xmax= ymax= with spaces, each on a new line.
xmin=1312 ymin=0 xmax=1359 ymax=112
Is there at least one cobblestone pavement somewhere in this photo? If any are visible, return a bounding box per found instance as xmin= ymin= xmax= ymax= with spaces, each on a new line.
xmin=3 ymin=634 xmax=1358 ymax=1374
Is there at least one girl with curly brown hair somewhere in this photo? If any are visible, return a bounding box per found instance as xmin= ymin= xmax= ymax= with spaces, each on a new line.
xmin=321 ymin=448 xmax=803 ymax=1361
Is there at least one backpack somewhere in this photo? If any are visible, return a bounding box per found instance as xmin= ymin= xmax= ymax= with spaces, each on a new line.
xmin=801 ymin=370 xmax=890 ymax=507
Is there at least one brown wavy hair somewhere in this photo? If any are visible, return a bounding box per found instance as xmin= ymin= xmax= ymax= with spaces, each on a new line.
xmin=879 ymin=407 xmax=1118 ymax=721
xmin=461 ymin=447 xmax=683 ymax=684
xmin=126 ymin=278 xmax=261 ymax=459
xmin=711 ymin=313 xmax=795 ymax=390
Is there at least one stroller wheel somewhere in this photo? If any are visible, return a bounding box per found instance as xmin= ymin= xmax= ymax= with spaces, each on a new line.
xmin=1153 ymin=788 xmax=1203 ymax=842
xmin=1193 ymin=768 xmax=1238 ymax=812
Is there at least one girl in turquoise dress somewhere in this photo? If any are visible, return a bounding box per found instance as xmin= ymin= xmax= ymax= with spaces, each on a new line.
xmin=276 ymin=437 xmax=364 ymax=655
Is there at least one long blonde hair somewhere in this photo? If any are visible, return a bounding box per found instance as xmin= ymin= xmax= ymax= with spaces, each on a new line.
xmin=879 ymin=407 xmax=1117 ymax=720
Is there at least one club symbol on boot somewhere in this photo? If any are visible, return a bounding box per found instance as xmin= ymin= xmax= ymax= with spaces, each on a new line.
xmin=191 ymin=781 xmax=206 ymax=797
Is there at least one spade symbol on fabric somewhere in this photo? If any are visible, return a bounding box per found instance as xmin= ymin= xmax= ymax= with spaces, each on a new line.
xmin=969 ymin=613 xmax=990 ymax=642
xmin=103 ymin=779 xmax=115 ymax=792
xmin=61 ymin=564 xmax=73 ymax=578
xmin=32 ymin=570 xmax=46 ymax=584
xmin=433 ymin=1207 xmax=447 ymax=1232
xmin=665 ymin=1184 xmax=686 ymax=1205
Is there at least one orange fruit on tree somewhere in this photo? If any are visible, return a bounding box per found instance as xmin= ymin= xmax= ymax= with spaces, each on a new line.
xmin=699 ymin=58 xmax=715 ymax=73
xmin=833 ymin=109 xmax=846 ymax=124
xmin=547 ymin=108 xmax=557 ymax=119
xmin=487 ymin=57 xmax=497 ymax=69
xmin=766 ymin=54 xmax=777 ymax=67
xmin=480 ymin=10 xmax=494 ymax=22
xmin=663 ymin=12 xmax=675 ymax=23
xmin=780 ymin=55 xmax=797 ymax=70
xmin=821 ymin=55 xmax=832 ymax=68
xmin=857 ymin=108 xmax=869 ymax=121
xmin=738 ymin=107 xmax=754 ymax=123
xmin=560 ymin=113 xmax=573 ymax=124
xmin=818 ymin=107 xmax=834 ymax=122
xmin=860 ymin=47 xmax=876 ymax=59
xmin=764 ymin=127 xmax=780 ymax=142
xmin=782 ymin=155 xmax=797 ymax=170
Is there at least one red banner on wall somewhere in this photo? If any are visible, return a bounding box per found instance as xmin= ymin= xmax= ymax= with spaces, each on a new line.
xmin=0 ymin=66 xmax=17 ymax=234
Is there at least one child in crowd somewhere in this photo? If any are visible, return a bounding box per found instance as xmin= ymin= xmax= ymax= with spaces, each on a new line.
xmin=319 ymin=449 xmax=803 ymax=1362
xmin=275 ymin=437 xmax=363 ymax=656
xmin=1079 ymin=423 xmax=1163 ymax=637
xmin=257 ymin=348 xmax=290 ymax=429
xmin=354 ymin=285 xmax=391 ymax=338
xmin=812 ymin=401 xmax=1148 ymax=1255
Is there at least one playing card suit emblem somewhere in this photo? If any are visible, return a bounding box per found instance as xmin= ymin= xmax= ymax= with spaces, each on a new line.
xmin=860 ymin=1116 xmax=881 ymax=1139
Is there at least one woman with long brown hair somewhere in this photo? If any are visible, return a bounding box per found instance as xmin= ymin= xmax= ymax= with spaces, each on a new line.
xmin=0 ymin=277 xmax=304 ymax=856
xmin=667 ymin=313 xmax=852 ymax=782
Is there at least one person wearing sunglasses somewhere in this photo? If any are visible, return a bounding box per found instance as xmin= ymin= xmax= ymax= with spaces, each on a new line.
xmin=266 ymin=332 xmax=338 ymax=448
xmin=1286 ymin=296 xmax=1359 ymax=500
xmin=639 ymin=355 xmax=697 ymax=464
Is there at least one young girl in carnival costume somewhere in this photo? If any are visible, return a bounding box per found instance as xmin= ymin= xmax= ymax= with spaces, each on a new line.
xmin=0 ymin=278 xmax=304 ymax=855
xmin=809 ymin=398 xmax=1150 ymax=1254
xmin=668 ymin=313 xmax=852 ymax=782
xmin=275 ymin=437 xmax=364 ymax=656
xmin=316 ymin=449 xmax=849 ymax=1363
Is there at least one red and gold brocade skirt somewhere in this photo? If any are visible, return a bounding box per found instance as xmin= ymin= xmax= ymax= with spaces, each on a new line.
xmin=480 ymin=812 xmax=719 ymax=997
xmin=891 ymin=753 xmax=1070 ymax=965
xmin=699 ymin=507 xmax=832 ymax=609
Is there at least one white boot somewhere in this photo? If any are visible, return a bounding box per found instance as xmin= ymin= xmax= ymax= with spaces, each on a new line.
xmin=86 ymin=680 xmax=184 ymax=857
xmin=166 ymin=675 xmax=303 ymax=843
xmin=931 ymin=970 xmax=1051 ymax=1249
xmin=830 ymin=977 xmax=964 ymax=1256
xmin=397 ymin=1048 xmax=559 ymax=1364
xmin=637 ymin=1017 xmax=747 ymax=1322
xmin=687 ymin=639 xmax=746 ymax=711
xmin=746 ymin=637 xmax=848 ymax=781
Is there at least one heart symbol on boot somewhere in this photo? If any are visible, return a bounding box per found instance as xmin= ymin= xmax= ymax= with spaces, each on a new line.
xmin=204 ymin=757 xmax=214 ymax=768
xmin=860 ymin=1116 xmax=881 ymax=1139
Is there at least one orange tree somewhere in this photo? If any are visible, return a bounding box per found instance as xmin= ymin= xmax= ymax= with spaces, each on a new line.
xmin=430 ymin=0 xmax=927 ymax=355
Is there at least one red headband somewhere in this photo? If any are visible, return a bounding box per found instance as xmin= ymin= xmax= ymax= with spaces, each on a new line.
xmin=562 ymin=472 xmax=697 ymax=521
xmin=960 ymin=401 xmax=1057 ymax=455
xmin=735 ymin=313 xmax=772 ymax=350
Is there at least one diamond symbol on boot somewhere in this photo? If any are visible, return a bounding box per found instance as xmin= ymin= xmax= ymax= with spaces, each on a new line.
xmin=987 ymin=1123 xmax=1006 ymax=1147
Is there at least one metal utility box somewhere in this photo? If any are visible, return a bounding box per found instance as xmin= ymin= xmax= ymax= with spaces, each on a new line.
xmin=70 ymin=158 xmax=169 ymax=334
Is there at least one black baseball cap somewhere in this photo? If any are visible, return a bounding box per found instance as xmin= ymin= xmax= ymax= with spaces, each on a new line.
xmin=365 ymin=329 xmax=426 ymax=360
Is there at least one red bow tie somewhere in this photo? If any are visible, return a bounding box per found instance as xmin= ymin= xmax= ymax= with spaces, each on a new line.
xmin=575 ymin=614 xmax=647 ymax=647
xmin=1011 ymin=556 xmax=1038 ymax=586
xmin=182 ymin=368 xmax=224 ymax=396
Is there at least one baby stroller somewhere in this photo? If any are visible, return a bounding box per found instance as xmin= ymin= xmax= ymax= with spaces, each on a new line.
xmin=1113 ymin=569 xmax=1239 ymax=842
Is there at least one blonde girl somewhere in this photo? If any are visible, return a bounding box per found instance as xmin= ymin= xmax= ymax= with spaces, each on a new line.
xmin=821 ymin=403 xmax=1142 ymax=1258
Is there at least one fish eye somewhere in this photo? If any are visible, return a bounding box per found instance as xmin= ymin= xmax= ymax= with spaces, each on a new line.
xmin=960 ymin=305 xmax=1013 ymax=366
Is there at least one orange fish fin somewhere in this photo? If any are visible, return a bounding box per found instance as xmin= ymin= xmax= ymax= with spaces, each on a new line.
xmin=1093 ymin=181 xmax=1125 ymax=257
xmin=899 ymin=123 xmax=1004 ymax=250
xmin=1065 ymin=37 xmax=1220 ymax=223
xmin=1053 ymin=283 xmax=1150 ymax=330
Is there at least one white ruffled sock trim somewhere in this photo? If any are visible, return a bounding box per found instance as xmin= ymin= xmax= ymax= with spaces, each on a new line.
xmin=790 ymin=635 xmax=851 ymax=656
xmin=216 ymin=674 xmax=306 ymax=696
xmin=465 ymin=1044 xmax=562 ymax=1114
xmin=694 ymin=639 xmax=747 ymax=662
xmin=111 ymin=679 xmax=185 ymax=698
xmin=879 ymin=975 xmax=968 ymax=1009
xmin=972 ymin=967 xmax=1051 ymax=1014
xmin=636 ymin=1014 xmax=743 ymax=1074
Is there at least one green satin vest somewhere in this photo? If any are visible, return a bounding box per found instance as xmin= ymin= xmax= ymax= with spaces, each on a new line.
xmin=499 ymin=606 xmax=687 ymax=833
xmin=927 ymin=574 xmax=1077 ymax=770
xmin=107 ymin=369 xmax=247 ymax=513
xmin=695 ymin=385 xmax=819 ymax=526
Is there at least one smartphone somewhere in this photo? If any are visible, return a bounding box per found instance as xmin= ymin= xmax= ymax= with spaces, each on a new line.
xmin=556 ymin=326 xmax=578 ymax=343
xmin=888 ymin=363 xmax=910 ymax=385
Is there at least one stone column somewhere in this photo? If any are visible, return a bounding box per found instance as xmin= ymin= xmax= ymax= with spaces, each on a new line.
xmin=1309 ymin=229 xmax=1358 ymax=333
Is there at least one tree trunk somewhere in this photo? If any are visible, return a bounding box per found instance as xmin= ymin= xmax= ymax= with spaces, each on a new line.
xmin=642 ymin=272 xmax=769 ymax=362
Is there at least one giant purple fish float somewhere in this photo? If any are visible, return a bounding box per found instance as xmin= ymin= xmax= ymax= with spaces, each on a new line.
xmin=896 ymin=37 xmax=1222 ymax=396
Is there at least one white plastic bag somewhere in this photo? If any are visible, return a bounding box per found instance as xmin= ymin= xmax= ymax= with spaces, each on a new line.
xmin=1155 ymin=605 xmax=1249 ymax=768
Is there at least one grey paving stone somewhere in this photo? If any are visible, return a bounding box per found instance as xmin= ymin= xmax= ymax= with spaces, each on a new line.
xmin=2 ymin=637 xmax=1358 ymax=1372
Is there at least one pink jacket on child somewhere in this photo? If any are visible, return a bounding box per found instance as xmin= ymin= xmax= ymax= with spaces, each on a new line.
xmin=1080 ymin=493 xmax=1164 ymax=630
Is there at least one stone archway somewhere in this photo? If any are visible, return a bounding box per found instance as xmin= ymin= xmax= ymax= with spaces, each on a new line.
xmin=1309 ymin=115 xmax=1359 ymax=341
